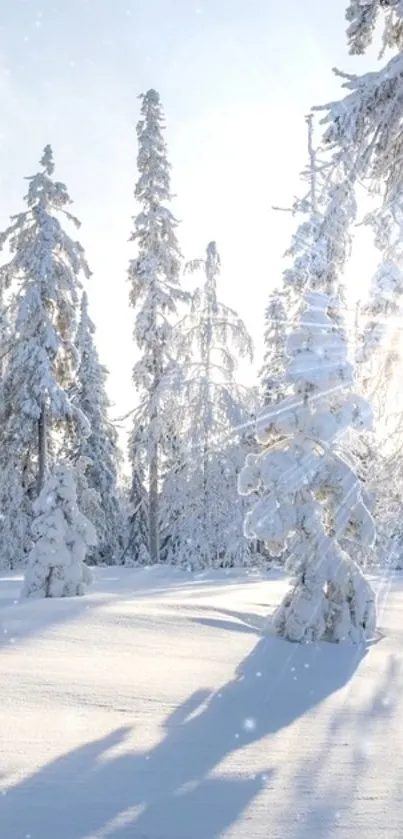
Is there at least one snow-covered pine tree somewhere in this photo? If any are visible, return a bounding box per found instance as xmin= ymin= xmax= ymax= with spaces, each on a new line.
xmin=257 ymin=116 xmax=355 ymax=575
xmin=314 ymin=1 xmax=403 ymax=569
xmin=239 ymin=166 xmax=376 ymax=643
xmin=162 ymin=241 xmax=254 ymax=568
xmin=0 ymin=146 xmax=89 ymax=568
xmin=22 ymin=463 xmax=95 ymax=598
xmin=128 ymin=89 xmax=184 ymax=564
xmin=73 ymin=291 xmax=123 ymax=563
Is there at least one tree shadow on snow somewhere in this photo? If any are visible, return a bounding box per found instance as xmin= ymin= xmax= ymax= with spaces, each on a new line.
xmin=192 ymin=616 xmax=259 ymax=635
xmin=275 ymin=643 xmax=396 ymax=839
xmin=189 ymin=603 xmax=269 ymax=634
xmin=0 ymin=633 xmax=368 ymax=839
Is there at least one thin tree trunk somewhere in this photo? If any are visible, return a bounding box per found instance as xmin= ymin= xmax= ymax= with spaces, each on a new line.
xmin=37 ymin=403 xmax=47 ymax=496
xmin=149 ymin=438 xmax=159 ymax=564
xmin=149 ymin=335 xmax=160 ymax=564
xmin=202 ymin=426 xmax=209 ymax=539
xmin=202 ymin=349 xmax=210 ymax=526
xmin=202 ymin=279 xmax=213 ymax=561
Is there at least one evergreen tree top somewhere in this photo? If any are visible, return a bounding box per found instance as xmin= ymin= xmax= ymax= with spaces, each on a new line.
xmin=0 ymin=146 xmax=90 ymax=426
xmin=21 ymin=145 xmax=82 ymax=230
xmin=139 ymin=89 xmax=161 ymax=107
xmin=135 ymin=88 xmax=172 ymax=207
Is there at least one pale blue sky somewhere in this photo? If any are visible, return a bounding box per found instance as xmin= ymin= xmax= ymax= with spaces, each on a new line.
xmin=0 ymin=0 xmax=377 ymax=417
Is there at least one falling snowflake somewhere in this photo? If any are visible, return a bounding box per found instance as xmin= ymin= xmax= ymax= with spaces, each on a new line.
xmin=357 ymin=738 xmax=375 ymax=758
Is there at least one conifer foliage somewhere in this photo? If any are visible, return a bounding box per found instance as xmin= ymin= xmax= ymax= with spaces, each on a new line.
xmin=161 ymin=241 xmax=254 ymax=567
xmin=74 ymin=292 xmax=123 ymax=563
xmin=0 ymin=146 xmax=90 ymax=568
xmin=22 ymin=464 xmax=95 ymax=598
xmin=345 ymin=0 xmax=403 ymax=54
xmin=128 ymin=89 xmax=184 ymax=564
xmin=239 ymin=164 xmax=377 ymax=643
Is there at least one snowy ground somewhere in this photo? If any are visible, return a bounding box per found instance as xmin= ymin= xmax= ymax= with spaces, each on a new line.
xmin=0 ymin=565 xmax=401 ymax=839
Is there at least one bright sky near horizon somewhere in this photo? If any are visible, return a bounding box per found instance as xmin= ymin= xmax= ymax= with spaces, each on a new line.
xmin=0 ymin=0 xmax=380 ymax=421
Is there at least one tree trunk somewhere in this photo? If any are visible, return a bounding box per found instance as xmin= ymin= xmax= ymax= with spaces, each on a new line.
xmin=149 ymin=336 xmax=160 ymax=564
xmin=202 ymin=311 xmax=212 ymax=563
xmin=201 ymin=248 xmax=217 ymax=564
xmin=149 ymin=439 xmax=159 ymax=564
xmin=37 ymin=403 xmax=47 ymax=496
xmin=202 ymin=430 xmax=209 ymax=540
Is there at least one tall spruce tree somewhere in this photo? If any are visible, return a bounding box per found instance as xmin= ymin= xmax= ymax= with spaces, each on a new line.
xmin=0 ymin=146 xmax=89 ymax=567
xmin=128 ymin=89 xmax=184 ymax=564
xmin=239 ymin=160 xmax=376 ymax=643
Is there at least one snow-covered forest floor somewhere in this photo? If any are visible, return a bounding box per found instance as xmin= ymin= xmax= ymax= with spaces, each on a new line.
xmin=1 ymin=566 xmax=402 ymax=839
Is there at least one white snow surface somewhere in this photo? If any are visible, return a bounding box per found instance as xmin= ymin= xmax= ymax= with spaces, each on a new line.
xmin=0 ymin=565 xmax=402 ymax=838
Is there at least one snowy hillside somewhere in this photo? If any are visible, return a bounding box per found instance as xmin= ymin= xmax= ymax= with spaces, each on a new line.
xmin=0 ymin=566 xmax=401 ymax=839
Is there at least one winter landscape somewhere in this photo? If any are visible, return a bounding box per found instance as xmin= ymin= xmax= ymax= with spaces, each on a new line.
xmin=1 ymin=0 xmax=403 ymax=837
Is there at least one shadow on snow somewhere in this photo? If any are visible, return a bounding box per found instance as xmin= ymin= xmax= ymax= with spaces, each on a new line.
xmin=0 ymin=629 xmax=370 ymax=839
